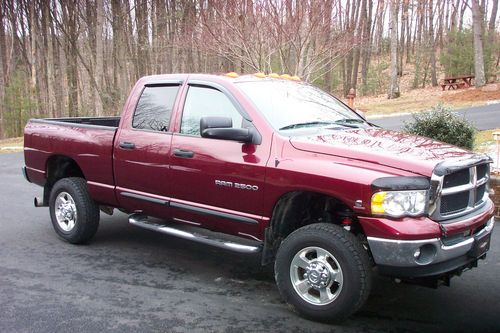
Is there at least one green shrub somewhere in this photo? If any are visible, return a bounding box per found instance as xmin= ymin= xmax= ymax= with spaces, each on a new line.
xmin=402 ymin=103 xmax=476 ymax=150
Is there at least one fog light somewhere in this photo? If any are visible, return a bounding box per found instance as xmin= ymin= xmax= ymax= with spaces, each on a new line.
xmin=414 ymin=244 xmax=437 ymax=265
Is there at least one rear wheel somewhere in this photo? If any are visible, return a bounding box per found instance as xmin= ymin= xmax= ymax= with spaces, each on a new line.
xmin=274 ymin=223 xmax=371 ymax=323
xmin=49 ymin=177 xmax=100 ymax=244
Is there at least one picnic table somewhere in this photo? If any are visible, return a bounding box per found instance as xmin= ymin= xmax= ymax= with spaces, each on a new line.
xmin=440 ymin=75 xmax=474 ymax=90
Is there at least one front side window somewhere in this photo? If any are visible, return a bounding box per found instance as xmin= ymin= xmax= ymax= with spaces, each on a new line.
xmin=133 ymin=85 xmax=180 ymax=132
xmin=180 ymin=86 xmax=243 ymax=136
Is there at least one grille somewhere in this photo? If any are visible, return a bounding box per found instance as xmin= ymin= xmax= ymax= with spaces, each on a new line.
xmin=433 ymin=163 xmax=490 ymax=220
xmin=440 ymin=192 xmax=469 ymax=215
xmin=477 ymin=164 xmax=487 ymax=180
xmin=476 ymin=184 xmax=486 ymax=205
xmin=443 ymin=169 xmax=469 ymax=188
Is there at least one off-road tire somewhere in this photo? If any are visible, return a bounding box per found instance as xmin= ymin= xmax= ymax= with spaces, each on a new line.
xmin=49 ymin=177 xmax=100 ymax=244
xmin=274 ymin=223 xmax=372 ymax=323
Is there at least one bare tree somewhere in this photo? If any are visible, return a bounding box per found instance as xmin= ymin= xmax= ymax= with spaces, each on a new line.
xmin=471 ymin=0 xmax=486 ymax=87
xmin=0 ymin=0 xmax=487 ymax=138
xmin=0 ymin=0 xmax=6 ymax=138
xmin=428 ymin=0 xmax=438 ymax=87
xmin=388 ymin=0 xmax=400 ymax=99
xmin=94 ymin=0 xmax=104 ymax=116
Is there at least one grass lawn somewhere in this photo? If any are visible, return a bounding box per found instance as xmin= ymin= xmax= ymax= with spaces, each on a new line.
xmin=0 ymin=137 xmax=23 ymax=153
xmin=475 ymin=128 xmax=500 ymax=152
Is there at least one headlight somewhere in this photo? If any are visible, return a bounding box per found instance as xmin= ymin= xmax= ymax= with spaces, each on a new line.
xmin=371 ymin=190 xmax=427 ymax=217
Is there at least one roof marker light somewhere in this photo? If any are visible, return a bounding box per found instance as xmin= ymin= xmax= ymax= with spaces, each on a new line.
xmin=268 ymin=73 xmax=280 ymax=78
xmin=225 ymin=72 xmax=239 ymax=78
xmin=254 ymin=72 xmax=266 ymax=78
xmin=280 ymin=74 xmax=291 ymax=80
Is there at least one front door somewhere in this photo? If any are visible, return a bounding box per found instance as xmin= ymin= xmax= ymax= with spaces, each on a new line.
xmin=169 ymin=83 xmax=268 ymax=240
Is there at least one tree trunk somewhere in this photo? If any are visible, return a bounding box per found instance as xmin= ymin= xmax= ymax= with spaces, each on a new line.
xmin=398 ymin=0 xmax=408 ymax=76
xmin=488 ymin=0 xmax=498 ymax=73
xmin=428 ymin=0 xmax=438 ymax=87
xmin=29 ymin=0 xmax=38 ymax=111
xmin=405 ymin=0 xmax=412 ymax=63
xmin=489 ymin=0 xmax=498 ymax=37
xmin=361 ymin=0 xmax=373 ymax=93
xmin=94 ymin=0 xmax=104 ymax=116
xmin=0 ymin=0 xmax=6 ymax=138
xmin=42 ymin=0 xmax=56 ymax=118
xmin=471 ymin=0 xmax=486 ymax=87
xmin=388 ymin=0 xmax=400 ymax=99
xmin=374 ymin=0 xmax=385 ymax=55
xmin=63 ymin=1 xmax=79 ymax=116
xmin=350 ymin=0 xmax=365 ymax=90
xmin=458 ymin=0 xmax=467 ymax=31
xmin=413 ymin=0 xmax=424 ymax=88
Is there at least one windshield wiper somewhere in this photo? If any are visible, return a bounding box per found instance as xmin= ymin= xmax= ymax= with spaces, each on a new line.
xmin=330 ymin=119 xmax=365 ymax=128
xmin=279 ymin=121 xmax=337 ymax=130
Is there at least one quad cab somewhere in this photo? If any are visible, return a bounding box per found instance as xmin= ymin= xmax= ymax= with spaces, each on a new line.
xmin=23 ymin=73 xmax=495 ymax=322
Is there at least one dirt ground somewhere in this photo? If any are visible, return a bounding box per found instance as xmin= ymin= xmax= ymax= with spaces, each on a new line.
xmin=350 ymin=59 xmax=500 ymax=116
xmin=441 ymin=86 xmax=500 ymax=103
xmin=355 ymin=83 xmax=500 ymax=115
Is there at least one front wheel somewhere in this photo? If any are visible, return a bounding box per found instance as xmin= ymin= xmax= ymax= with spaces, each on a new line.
xmin=49 ymin=177 xmax=100 ymax=244
xmin=274 ymin=223 xmax=372 ymax=323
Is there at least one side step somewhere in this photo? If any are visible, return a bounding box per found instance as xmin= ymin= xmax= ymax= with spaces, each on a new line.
xmin=129 ymin=214 xmax=262 ymax=254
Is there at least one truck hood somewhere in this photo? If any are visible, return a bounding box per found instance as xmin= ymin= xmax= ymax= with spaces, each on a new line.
xmin=289 ymin=128 xmax=478 ymax=176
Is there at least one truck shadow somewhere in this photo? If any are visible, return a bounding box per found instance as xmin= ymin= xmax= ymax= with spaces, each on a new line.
xmin=92 ymin=214 xmax=499 ymax=332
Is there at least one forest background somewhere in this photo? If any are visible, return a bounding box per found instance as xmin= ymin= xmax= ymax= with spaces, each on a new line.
xmin=0 ymin=0 xmax=498 ymax=138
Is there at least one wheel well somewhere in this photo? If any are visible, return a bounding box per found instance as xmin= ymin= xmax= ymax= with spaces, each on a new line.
xmin=262 ymin=191 xmax=360 ymax=265
xmin=42 ymin=155 xmax=85 ymax=205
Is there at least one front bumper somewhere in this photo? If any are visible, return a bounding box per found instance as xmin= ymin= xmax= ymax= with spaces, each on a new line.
xmin=367 ymin=217 xmax=495 ymax=278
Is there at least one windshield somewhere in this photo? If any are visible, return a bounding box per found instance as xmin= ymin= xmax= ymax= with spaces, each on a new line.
xmin=237 ymin=80 xmax=367 ymax=132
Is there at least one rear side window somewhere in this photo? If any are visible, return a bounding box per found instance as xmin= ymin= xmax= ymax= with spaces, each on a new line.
xmin=132 ymin=85 xmax=180 ymax=132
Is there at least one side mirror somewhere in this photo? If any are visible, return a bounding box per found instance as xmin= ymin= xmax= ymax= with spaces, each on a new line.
xmin=200 ymin=116 xmax=254 ymax=143
xmin=200 ymin=116 xmax=232 ymax=132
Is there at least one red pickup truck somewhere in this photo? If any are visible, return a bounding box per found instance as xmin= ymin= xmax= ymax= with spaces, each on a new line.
xmin=23 ymin=73 xmax=495 ymax=322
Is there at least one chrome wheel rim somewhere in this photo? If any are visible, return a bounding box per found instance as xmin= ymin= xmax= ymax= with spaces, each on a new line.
xmin=289 ymin=246 xmax=343 ymax=306
xmin=55 ymin=192 xmax=77 ymax=232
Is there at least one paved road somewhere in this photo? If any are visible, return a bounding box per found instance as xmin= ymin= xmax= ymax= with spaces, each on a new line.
xmin=1 ymin=152 xmax=499 ymax=333
xmin=369 ymin=103 xmax=500 ymax=130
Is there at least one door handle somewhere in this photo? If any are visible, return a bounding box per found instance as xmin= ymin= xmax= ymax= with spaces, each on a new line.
xmin=119 ymin=142 xmax=136 ymax=150
xmin=174 ymin=149 xmax=194 ymax=158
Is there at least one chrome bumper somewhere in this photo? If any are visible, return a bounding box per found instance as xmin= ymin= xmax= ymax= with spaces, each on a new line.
xmin=367 ymin=217 xmax=495 ymax=268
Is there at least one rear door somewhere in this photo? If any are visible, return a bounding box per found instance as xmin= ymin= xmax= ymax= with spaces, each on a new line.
xmin=169 ymin=82 xmax=268 ymax=240
xmin=114 ymin=82 xmax=182 ymax=219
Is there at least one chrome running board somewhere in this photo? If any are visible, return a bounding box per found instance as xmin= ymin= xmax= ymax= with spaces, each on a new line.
xmin=128 ymin=214 xmax=262 ymax=254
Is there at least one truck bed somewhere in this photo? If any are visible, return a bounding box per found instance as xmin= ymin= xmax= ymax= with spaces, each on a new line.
xmin=24 ymin=116 xmax=119 ymax=207
xmin=30 ymin=116 xmax=121 ymax=129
